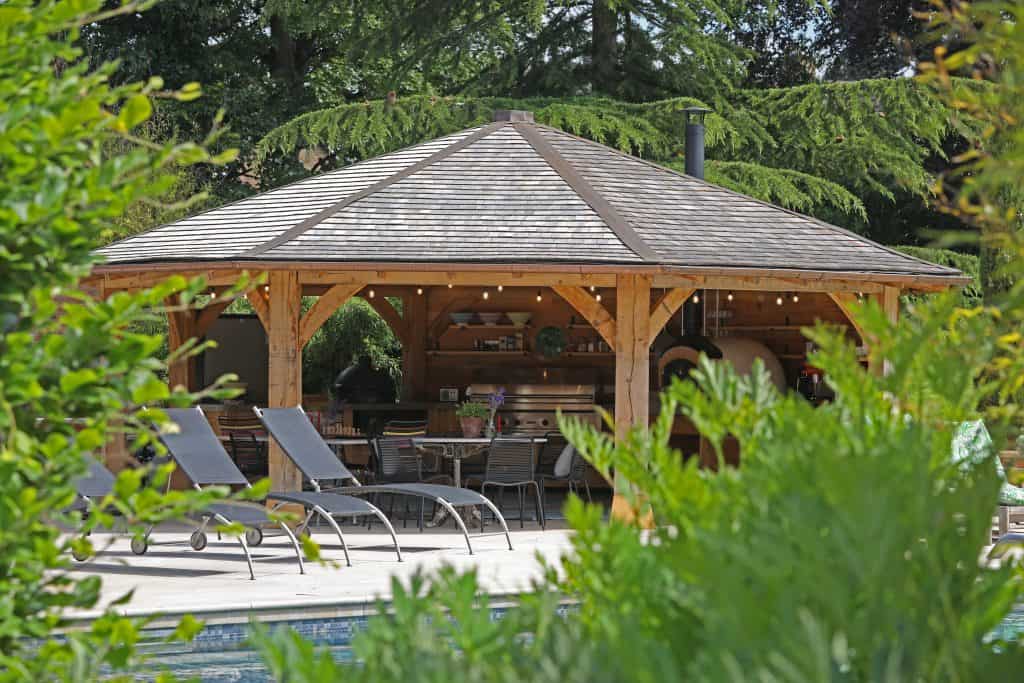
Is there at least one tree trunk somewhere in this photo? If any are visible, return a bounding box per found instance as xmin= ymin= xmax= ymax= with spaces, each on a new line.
xmin=591 ymin=0 xmax=618 ymax=94
xmin=269 ymin=14 xmax=302 ymax=93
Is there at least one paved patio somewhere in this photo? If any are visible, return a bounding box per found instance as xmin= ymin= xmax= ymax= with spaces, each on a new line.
xmin=66 ymin=520 xmax=573 ymax=625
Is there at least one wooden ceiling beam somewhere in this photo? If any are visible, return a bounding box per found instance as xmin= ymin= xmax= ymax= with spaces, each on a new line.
xmin=552 ymin=285 xmax=617 ymax=350
xmin=298 ymin=270 xmax=617 ymax=288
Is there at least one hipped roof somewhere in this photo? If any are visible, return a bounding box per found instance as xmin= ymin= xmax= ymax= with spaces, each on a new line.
xmin=96 ymin=114 xmax=964 ymax=287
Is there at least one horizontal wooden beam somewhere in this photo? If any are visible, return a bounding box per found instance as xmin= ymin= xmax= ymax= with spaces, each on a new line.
xmin=552 ymin=285 xmax=617 ymax=350
xmin=87 ymin=260 xmax=967 ymax=294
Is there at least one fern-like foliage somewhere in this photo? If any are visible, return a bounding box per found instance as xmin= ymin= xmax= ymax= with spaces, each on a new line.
xmin=701 ymin=160 xmax=868 ymax=221
xmin=257 ymin=81 xmax=978 ymax=226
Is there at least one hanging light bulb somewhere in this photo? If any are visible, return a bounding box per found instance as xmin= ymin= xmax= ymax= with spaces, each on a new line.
xmin=776 ymin=295 xmax=784 ymax=306
xmin=791 ymin=293 xmax=800 ymax=303
xmin=595 ymin=290 xmax=602 ymax=302
xmin=416 ymin=287 xmax=424 ymax=295
xmin=536 ymin=290 xmax=543 ymax=302
xmin=497 ymin=284 xmax=504 ymax=292
xmin=447 ymin=282 xmax=454 ymax=289
xmin=693 ymin=292 xmax=700 ymax=304
xmin=726 ymin=291 xmax=734 ymax=302
xmin=589 ymin=285 xmax=596 ymax=293
xmin=263 ymin=284 xmax=270 ymax=294
xmin=482 ymin=290 xmax=490 ymax=300
xmin=368 ymin=289 xmax=376 ymax=298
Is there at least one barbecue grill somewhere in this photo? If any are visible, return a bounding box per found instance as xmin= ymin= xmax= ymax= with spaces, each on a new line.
xmin=467 ymin=383 xmax=598 ymax=435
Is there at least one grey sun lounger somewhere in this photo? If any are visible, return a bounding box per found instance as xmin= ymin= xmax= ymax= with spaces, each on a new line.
xmin=164 ymin=408 xmax=401 ymax=569
xmin=254 ymin=406 xmax=513 ymax=554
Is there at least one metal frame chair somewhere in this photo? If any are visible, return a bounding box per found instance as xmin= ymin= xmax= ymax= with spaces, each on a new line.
xmin=480 ymin=437 xmax=545 ymax=530
xmin=536 ymin=431 xmax=592 ymax=513
xmin=255 ymin=406 xmax=513 ymax=554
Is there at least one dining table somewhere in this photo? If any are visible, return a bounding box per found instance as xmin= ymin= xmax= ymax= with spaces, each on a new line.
xmin=412 ymin=436 xmax=548 ymax=488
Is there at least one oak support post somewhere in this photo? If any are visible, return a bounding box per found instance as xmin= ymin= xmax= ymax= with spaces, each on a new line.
xmin=267 ymin=271 xmax=303 ymax=491
xmin=880 ymin=286 xmax=900 ymax=376
xmin=611 ymin=274 xmax=651 ymax=522
xmin=166 ymin=306 xmax=197 ymax=392
xmin=403 ymin=291 xmax=428 ymax=400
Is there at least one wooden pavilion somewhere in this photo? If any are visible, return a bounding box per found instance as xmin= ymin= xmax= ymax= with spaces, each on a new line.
xmin=87 ymin=110 xmax=968 ymax=514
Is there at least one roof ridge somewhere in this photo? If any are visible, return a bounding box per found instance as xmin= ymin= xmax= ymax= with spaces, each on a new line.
xmin=532 ymin=124 xmax=962 ymax=277
xmin=514 ymin=123 xmax=658 ymax=263
xmin=244 ymin=122 xmax=505 ymax=257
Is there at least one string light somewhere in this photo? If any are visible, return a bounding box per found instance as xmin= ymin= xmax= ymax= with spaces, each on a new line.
xmin=536 ymin=290 xmax=543 ymax=302
xmin=482 ymin=290 xmax=489 ymax=300
xmin=726 ymin=291 xmax=734 ymax=302
xmin=791 ymin=293 xmax=800 ymax=303
xmin=693 ymin=292 xmax=700 ymax=304
xmin=497 ymin=285 xmax=503 ymax=292
xmin=368 ymin=289 xmax=376 ymax=298
xmin=776 ymin=295 xmax=784 ymax=306
xmin=416 ymin=287 xmax=424 ymax=295
xmin=447 ymin=283 xmax=453 ymax=289
xmin=595 ymin=290 xmax=602 ymax=302
xmin=589 ymin=285 xmax=596 ymax=293
xmin=263 ymin=285 xmax=270 ymax=294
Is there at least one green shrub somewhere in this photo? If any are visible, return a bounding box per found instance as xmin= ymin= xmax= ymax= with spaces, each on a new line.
xmin=0 ymin=1 xmax=251 ymax=678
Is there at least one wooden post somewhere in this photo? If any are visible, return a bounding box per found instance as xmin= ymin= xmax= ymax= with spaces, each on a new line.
xmin=166 ymin=307 xmax=197 ymax=391
xmin=403 ymin=291 xmax=428 ymax=400
xmin=611 ymin=274 xmax=651 ymax=520
xmin=267 ymin=270 xmax=303 ymax=491
xmin=880 ymin=286 xmax=900 ymax=376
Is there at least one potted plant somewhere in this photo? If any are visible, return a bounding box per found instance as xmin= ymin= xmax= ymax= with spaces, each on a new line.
xmin=455 ymin=400 xmax=489 ymax=438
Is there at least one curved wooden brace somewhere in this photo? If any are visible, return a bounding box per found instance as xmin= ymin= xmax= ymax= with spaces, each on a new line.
xmin=245 ymin=289 xmax=270 ymax=330
xmin=298 ymin=283 xmax=365 ymax=348
xmin=648 ymin=288 xmax=694 ymax=345
xmin=827 ymin=292 xmax=868 ymax=343
xmin=365 ymin=295 xmax=409 ymax=346
xmin=551 ymin=285 xmax=617 ymax=350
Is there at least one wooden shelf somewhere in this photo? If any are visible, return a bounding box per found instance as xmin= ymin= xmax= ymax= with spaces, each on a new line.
xmin=446 ymin=324 xmax=531 ymax=331
xmin=428 ymin=350 xmax=528 ymax=357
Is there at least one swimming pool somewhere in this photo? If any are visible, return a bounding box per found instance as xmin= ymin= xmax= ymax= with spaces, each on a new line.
xmin=139 ymin=604 xmax=1024 ymax=682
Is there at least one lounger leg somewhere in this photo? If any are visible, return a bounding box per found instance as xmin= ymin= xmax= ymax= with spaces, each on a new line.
xmin=433 ymin=498 xmax=474 ymax=555
xmin=214 ymin=513 xmax=255 ymax=580
xmin=277 ymin=520 xmax=306 ymax=576
xmin=477 ymin=497 xmax=514 ymax=551
xmin=313 ymin=505 xmax=351 ymax=567
xmin=364 ymin=501 xmax=403 ymax=562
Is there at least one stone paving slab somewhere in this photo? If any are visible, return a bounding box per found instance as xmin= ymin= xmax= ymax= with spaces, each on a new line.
xmin=66 ymin=523 xmax=573 ymax=624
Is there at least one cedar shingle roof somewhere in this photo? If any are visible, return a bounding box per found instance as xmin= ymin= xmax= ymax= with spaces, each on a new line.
xmin=96 ymin=116 xmax=962 ymax=282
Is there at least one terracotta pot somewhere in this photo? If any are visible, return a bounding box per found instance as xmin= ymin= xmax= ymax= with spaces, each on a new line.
xmin=460 ymin=416 xmax=484 ymax=438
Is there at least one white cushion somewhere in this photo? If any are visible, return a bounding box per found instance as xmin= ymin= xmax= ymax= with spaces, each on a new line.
xmin=553 ymin=443 xmax=575 ymax=478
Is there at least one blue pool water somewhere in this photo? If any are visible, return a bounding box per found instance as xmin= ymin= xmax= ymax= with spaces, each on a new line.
xmin=140 ymin=604 xmax=1024 ymax=682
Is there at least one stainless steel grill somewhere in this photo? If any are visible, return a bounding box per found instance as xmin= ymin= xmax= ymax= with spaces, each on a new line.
xmin=468 ymin=383 xmax=598 ymax=435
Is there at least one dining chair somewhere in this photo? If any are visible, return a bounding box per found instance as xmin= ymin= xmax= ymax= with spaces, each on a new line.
xmin=217 ymin=413 xmax=267 ymax=477
xmin=536 ymin=431 xmax=592 ymax=513
xmin=479 ymin=437 xmax=544 ymax=529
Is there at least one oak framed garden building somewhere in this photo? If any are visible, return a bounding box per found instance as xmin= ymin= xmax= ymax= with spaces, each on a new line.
xmin=87 ymin=110 xmax=967 ymax=514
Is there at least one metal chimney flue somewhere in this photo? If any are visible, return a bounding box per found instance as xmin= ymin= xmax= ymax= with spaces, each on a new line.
xmin=683 ymin=106 xmax=711 ymax=179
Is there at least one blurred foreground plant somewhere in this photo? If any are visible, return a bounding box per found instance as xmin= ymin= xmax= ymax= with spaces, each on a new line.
xmin=0 ymin=1 xmax=259 ymax=679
